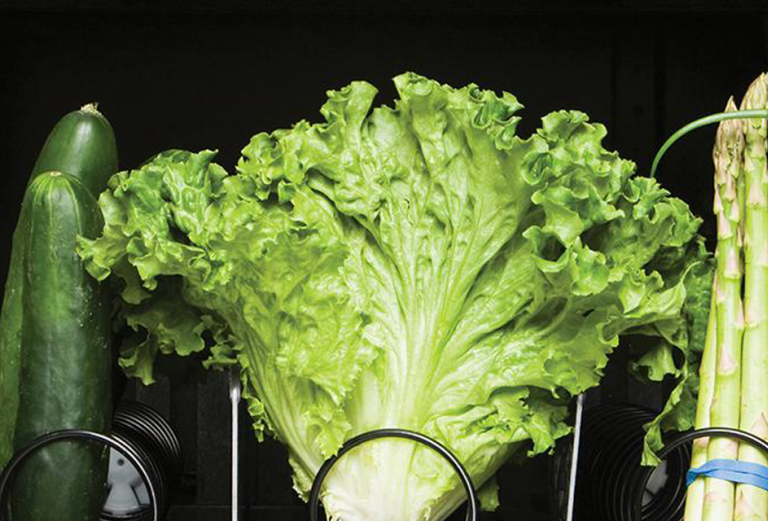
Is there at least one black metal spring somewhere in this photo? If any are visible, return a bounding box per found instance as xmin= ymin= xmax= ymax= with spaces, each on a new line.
xmin=101 ymin=400 xmax=183 ymax=521
xmin=551 ymin=404 xmax=691 ymax=521
xmin=0 ymin=430 xmax=159 ymax=521
xmin=0 ymin=400 xmax=182 ymax=521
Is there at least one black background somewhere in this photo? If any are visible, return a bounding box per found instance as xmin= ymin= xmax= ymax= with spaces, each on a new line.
xmin=0 ymin=2 xmax=767 ymax=520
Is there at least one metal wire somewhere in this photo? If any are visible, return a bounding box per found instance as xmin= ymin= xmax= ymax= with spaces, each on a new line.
xmin=308 ymin=428 xmax=478 ymax=521
xmin=230 ymin=367 xmax=241 ymax=521
xmin=566 ymin=394 xmax=585 ymax=521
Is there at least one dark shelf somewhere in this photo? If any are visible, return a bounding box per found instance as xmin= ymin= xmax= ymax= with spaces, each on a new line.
xmin=166 ymin=505 xmax=551 ymax=521
xmin=1 ymin=0 xmax=768 ymax=16
xmin=167 ymin=506 xmax=306 ymax=521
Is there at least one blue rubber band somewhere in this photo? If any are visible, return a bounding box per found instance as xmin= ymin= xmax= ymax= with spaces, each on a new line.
xmin=687 ymin=459 xmax=768 ymax=492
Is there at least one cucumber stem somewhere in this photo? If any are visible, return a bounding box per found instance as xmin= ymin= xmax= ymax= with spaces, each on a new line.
xmin=80 ymin=102 xmax=101 ymax=115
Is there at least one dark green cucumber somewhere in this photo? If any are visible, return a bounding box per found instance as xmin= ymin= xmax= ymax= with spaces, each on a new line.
xmin=30 ymin=103 xmax=118 ymax=195
xmin=10 ymin=172 xmax=112 ymax=521
xmin=0 ymin=207 xmax=30 ymax=470
xmin=0 ymin=103 xmax=117 ymax=471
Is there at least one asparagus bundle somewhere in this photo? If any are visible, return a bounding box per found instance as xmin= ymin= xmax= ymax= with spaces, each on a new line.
xmin=735 ymin=75 xmax=768 ymax=521
xmin=686 ymin=74 xmax=768 ymax=521
xmin=702 ymin=96 xmax=745 ymax=521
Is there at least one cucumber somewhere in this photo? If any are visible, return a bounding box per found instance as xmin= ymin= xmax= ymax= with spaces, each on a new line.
xmin=30 ymin=103 xmax=118 ymax=195
xmin=0 ymin=103 xmax=117 ymax=471
xmin=0 ymin=212 xmax=28 ymax=470
xmin=9 ymin=172 xmax=112 ymax=521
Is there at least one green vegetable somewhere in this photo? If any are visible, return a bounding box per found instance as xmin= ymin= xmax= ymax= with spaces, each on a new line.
xmin=702 ymin=98 xmax=745 ymax=521
xmin=30 ymin=103 xmax=119 ymax=195
xmin=0 ymin=103 xmax=117 ymax=471
xmin=685 ymin=294 xmax=718 ymax=521
xmin=79 ymin=73 xmax=710 ymax=519
xmin=735 ymin=74 xmax=768 ymax=521
xmin=0 ymin=206 xmax=27 ymax=472
xmin=9 ymin=172 xmax=112 ymax=521
xmin=665 ymin=74 xmax=768 ymax=521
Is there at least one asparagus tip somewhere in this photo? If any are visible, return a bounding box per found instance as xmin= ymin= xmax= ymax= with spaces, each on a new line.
xmin=713 ymin=97 xmax=745 ymax=179
xmin=741 ymin=73 xmax=768 ymax=111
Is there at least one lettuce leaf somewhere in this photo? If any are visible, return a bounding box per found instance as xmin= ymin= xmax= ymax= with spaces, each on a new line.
xmin=79 ymin=73 xmax=710 ymax=520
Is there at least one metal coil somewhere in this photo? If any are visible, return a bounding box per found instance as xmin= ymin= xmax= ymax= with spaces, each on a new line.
xmin=0 ymin=430 xmax=159 ymax=521
xmin=101 ymin=400 xmax=183 ymax=521
xmin=0 ymin=400 xmax=182 ymax=521
xmin=550 ymin=404 xmax=691 ymax=521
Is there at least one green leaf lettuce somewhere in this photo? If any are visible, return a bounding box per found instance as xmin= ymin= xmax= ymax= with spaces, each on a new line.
xmin=78 ymin=73 xmax=710 ymax=520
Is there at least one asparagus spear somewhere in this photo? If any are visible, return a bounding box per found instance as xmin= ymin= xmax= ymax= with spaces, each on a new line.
xmin=703 ymin=98 xmax=746 ymax=521
xmin=686 ymin=294 xmax=718 ymax=521
xmin=735 ymin=73 xmax=768 ymax=521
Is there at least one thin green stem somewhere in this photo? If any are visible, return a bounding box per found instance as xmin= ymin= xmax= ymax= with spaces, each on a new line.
xmin=651 ymin=109 xmax=768 ymax=179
